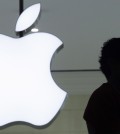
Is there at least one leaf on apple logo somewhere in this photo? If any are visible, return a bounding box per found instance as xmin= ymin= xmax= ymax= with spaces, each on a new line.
xmin=16 ymin=3 xmax=41 ymax=32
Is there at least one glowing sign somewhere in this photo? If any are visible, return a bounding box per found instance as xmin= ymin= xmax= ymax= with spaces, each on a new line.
xmin=0 ymin=3 xmax=67 ymax=126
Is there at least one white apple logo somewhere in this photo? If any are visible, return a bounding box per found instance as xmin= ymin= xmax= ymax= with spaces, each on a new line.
xmin=0 ymin=3 xmax=67 ymax=126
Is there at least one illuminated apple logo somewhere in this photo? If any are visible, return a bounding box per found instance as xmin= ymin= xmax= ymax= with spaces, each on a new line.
xmin=0 ymin=3 xmax=67 ymax=127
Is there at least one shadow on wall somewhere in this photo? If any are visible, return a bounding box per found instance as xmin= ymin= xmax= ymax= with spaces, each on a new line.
xmin=0 ymin=110 xmax=61 ymax=130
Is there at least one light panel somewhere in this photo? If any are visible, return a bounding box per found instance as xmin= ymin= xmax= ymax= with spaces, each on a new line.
xmin=0 ymin=33 xmax=67 ymax=126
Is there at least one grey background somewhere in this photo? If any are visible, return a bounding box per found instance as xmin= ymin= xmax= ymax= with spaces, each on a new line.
xmin=0 ymin=0 xmax=119 ymax=70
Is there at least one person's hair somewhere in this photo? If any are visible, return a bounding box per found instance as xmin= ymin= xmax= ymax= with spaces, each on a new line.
xmin=99 ymin=38 xmax=120 ymax=80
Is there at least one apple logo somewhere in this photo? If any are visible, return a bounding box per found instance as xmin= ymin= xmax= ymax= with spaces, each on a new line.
xmin=0 ymin=3 xmax=67 ymax=127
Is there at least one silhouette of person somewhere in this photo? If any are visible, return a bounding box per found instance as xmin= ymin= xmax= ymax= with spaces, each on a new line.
xmin=83 ymin=38 xmax=120 ymax=134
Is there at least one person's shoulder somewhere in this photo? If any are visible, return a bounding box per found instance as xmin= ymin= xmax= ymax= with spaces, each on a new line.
xmin=83 ymin=83 xmax=110 ymax=121
xmin=91 ymin=82 xmax=111 ymax=97
xmin=87 ymin=82 xmax=112 ymax=104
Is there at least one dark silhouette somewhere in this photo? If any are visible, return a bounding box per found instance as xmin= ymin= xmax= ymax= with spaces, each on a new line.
xmin=83 ymin=38 xmax=120 ymax=134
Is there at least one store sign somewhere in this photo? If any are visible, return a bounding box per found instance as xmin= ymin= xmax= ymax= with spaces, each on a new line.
xmin=0 ymin=3 xmax=67 ymax=126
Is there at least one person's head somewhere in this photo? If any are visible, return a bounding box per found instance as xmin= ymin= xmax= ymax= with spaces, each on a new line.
xmin=99 ymin=38 xmax=120 ymax=83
